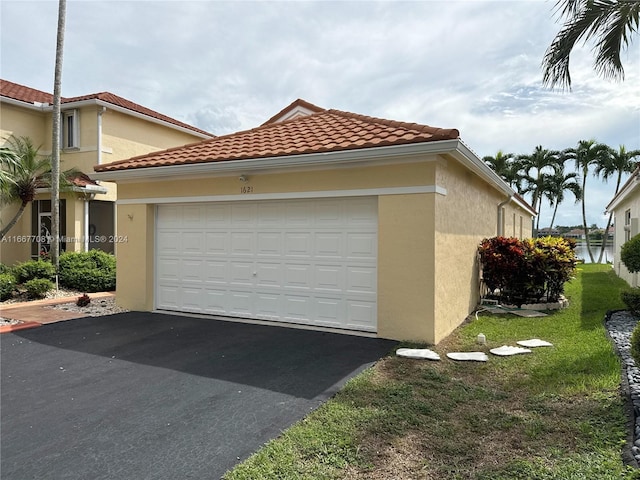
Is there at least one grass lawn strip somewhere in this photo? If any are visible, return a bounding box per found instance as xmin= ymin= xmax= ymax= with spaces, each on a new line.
xmin=223 ymin=264 xmax=638 ymax=480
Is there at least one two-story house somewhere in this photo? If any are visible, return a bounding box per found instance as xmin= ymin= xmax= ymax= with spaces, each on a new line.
xmin=0 ymin=79 xmax=213 ymax=265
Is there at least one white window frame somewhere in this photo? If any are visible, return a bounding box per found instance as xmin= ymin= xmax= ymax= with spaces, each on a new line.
xmin=61 ymin=109 xmax=79 ymax=149
xmin=625 ymin=209 xmax=632 ymax=243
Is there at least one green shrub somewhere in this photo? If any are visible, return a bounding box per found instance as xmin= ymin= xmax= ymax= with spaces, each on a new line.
xmin=23 ymin=278 xmax=53 ymax=299
xmin=631 ymin=324 xmax=640 ymax=367
xmin=621 ymin=288 xmax=640 ymax=315
xmin=13 ymin=260 xmax=55 ymax=283
xmin=478 ymin=236 xmax=577 ymax=306
xmin=0 ymin=273 xmax=16 ymax=301
xmin=0 ymin=263 xmax=12 ymax=275
xmin=59 ymin=250 xmax=116 ymax=292
xmin=621 ymin=234 xmax=640 ymax=273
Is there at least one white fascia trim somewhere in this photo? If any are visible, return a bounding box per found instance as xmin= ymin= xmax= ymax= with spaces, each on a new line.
xmin=35 ymin=185 xmax=108 ymax=195
xmin=61 ymin=98 xmax=213 ymax=139
xmin=93 ymin=139 xmax=461 ymax=182
xmin=116 ymin=185 xmax=447 ymax=205
xmin=1 ymin=97 xmax=52 ymax=112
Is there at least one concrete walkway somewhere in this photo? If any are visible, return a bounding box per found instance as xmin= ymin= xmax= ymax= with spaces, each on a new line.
xmin=0 ymin=292 xmax=115 ymax=325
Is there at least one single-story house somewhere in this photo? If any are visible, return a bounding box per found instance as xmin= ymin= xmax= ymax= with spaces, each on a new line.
xmin=93 ymin=99 xmax=535 ymax=344
xmin=607 ymin=166 xmax=640 ymax=286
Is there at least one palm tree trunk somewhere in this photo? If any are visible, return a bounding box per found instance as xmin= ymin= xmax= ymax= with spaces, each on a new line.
xmin=549 ymin=202 xmax=559 ymax=230
xmin=51 ymin=0 xmax=66 ymax=274
xmin=0 ymin=201 xmax=28 ymax=240
xmin=581 ymin=174 xmax=595 ymax=263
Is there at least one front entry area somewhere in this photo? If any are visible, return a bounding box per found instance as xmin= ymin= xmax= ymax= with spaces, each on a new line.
xmin=155 ymin=196 xmax=378 ymax=332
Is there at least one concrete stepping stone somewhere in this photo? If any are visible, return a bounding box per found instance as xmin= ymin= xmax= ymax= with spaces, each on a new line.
xmin=517 ymin=338 xmax=553 ymax=348
xmin=446 ymin=352 xmax=488 ymax=362
xmin=396 ymin=348 xmax=440 ymax=361
xmin=490 ymin=345 xmax=532 ymax=356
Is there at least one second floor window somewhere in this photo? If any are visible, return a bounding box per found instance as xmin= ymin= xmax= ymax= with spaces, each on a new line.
xmin=62 ymin=109 xmax=79 ymax=149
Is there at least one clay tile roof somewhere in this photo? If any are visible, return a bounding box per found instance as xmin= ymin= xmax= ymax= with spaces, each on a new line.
xmin=0 ymin=79 xmax=54 ymax=105
xmin=66 ymin=172 xmax=100 ymax=188
xmin=1 ymin=79 xmax=212 ymax=137
xmin=94 ymin=102 xmax=460 ymax=172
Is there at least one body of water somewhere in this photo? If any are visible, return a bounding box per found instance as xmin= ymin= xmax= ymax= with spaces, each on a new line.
xmin=574 ymin=243 xmax=614 ymax=264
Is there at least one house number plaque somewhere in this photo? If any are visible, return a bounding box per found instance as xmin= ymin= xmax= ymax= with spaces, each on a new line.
xmin=240 ymin=186 xmax=254 ymax=194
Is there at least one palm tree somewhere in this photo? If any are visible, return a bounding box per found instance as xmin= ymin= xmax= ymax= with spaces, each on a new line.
xmin=564 ymin=139 xmax=612 ymax=262
xmin=595 ymin=144 xmax=640 ymax=262
xmin=544 ymin=167 xmax=582 ymax=229
xmin=543 ymin=0 xmax=640 ymax=90
xmin=518 ymin=146 xmax=562 ymax=230
xmin=51 ymin=0 xmax=67 ymax=273
xmin=483 ymin=150 xmax=523 ymax=191
xmin=0 ymin=136 xmax=77 ymax=241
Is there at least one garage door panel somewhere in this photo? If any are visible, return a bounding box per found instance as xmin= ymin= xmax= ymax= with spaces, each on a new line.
xmin=256 ymin=263 xmax=282 ymax=287
xmin=347 ymin=267 xmax=377 ymax=293
xmin=229 ymin=291 xmax=253 ymax=315
xmin=230 ymin=232 xmax=255 ymax=255
xmin=256 ymin=232 xmax=282 ymax=256
xmin=284 ymin=264 xmax=312 ymax=289
xmin=231 ymin=203 xmax=256 ymax=225
xmin=285 ymin=232 xmax=312 ymax=257
xmin=205 ymin=232 xmax=229 ymax=255
xmin=203 ymin=289 xmax=227 ymax=314
xmin=230 ymin=263 xmax=255 ymax=286
xmin=315 ymin=264 xmax=344 ymax=291
xmin=157 ymin=231 xmax=181 ymax=252
xmin=156 ymin=197 xmax=377 ymax=332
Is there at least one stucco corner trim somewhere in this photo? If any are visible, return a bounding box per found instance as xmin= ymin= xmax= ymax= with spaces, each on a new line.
xmin=116 ymin=185 xmax=447 ymax=205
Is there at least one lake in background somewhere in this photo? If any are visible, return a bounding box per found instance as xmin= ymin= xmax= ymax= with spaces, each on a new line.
xmin=574 ymin=243 xmax=614 ymax=264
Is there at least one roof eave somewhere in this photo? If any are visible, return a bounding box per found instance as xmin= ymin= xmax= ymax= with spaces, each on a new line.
xmin=93 ymin=139 xmax=521 ymax=205
xmin=607 ymin=167 xmax=640 ymax=212
xmin=1 ymin=96 xmax=52 ymax=111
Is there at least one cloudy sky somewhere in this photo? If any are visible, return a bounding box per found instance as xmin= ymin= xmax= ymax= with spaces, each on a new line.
xmin=1 ymin=0 xmax=638 ymax=228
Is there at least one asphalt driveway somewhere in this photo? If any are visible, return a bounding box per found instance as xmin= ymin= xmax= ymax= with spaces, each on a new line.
xmin=1 ymin=312 xmax=396 ymax=479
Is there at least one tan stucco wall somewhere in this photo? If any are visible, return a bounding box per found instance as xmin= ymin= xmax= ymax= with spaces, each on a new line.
xmin=430 ymin=159 xmax=532 ymax=343
xmin=0 ymin=103 xmax=49 ymax=147
xmin=378 ymin=193 xmax=436 ymax=341
xmin=114 ymin=204 xmax=155 ymax=310
xmin=612 ymin=194 xmax=640 ymax=286
xmin=101 ymin=109 xmax=204 ymax=164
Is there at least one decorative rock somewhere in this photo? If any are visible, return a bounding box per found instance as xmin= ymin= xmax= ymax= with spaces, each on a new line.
xmin=446 ymin=352 xmax=488 ymax=362
xmin=516 ymin=338 xmax=553 ymax=348
xmin=489 ymin=345 xmax=532 ymax=356
xmin=396 ymin=348 xmax=440 ymax=361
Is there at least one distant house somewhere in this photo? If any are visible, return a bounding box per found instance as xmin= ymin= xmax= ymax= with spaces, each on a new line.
xmin=564 ymin=229 xmax=586 ymax=240
xmin=607 ymin=167 xmax=640 ymax=286
xmin=537 ymin=227 xmax=560 ymax=237
xmin=93 ymin=99 xmax=535 ymax=344
xmin=0 ymin=79 xmax=213 ymax=265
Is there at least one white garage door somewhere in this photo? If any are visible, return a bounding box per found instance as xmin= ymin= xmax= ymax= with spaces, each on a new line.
xmin=156 ymin=197 xmax=378 ymax=332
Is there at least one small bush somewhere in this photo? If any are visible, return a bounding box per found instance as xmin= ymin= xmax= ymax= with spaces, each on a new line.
xmin=13 ymin=260 xmax=55 ymax=283
xmin=59 ymin=251 xmax=116 ymax=293
xmin=0 ymin=263 xmax=12 ymax=275
xmin=24 ymin=278 xmax=53 ymax=299
xmin=631 ymin=324 xmax=640 ymax=367
xmin=621 ymin=234 xmax=640 ymax=274
xmin=478 ymin=236 xmax=577 ymax=306
xmin=0 ymin=273 xmax=16 ymax=301
xmin=621 ymin=289 xmax=640 ymax=316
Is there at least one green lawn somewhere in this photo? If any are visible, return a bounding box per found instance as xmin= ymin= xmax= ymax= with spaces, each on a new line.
xmin=223 ymin=263 xmax=639 ymax=480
